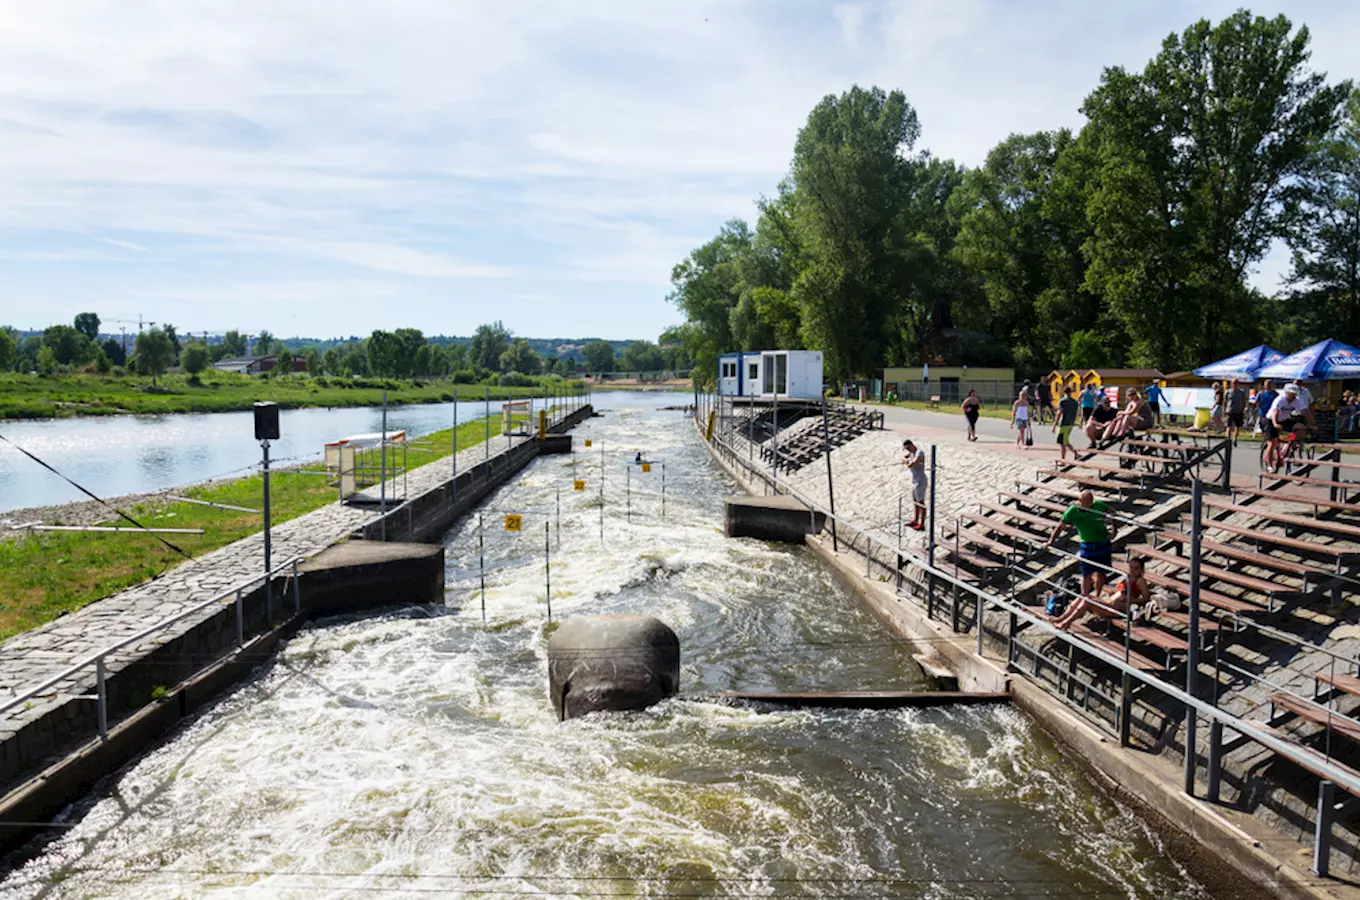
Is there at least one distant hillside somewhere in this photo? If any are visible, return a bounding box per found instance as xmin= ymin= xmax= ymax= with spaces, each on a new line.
xmin=282 ymin=335 xmax=639 ymax=358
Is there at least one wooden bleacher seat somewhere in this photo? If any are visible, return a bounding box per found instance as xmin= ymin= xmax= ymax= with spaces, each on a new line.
xmin=1316 ymin=672 xmax=1360 ymax=698
xmin=1047 ymin=460 xmax=1144 ymax=478
xmin=1203 ymin=497 xmax=1360 ymax=541
xmin=1042 ymin=471 xmax=1131 ymax=496
xmin=1106 ymin=616 xmax=1190 ymax=667
xmin=1132 ymin=544 xmax=1294 ymax=599
xmin=1307 ymin=442 xmax=1360 ymax=456
xmin=950 ymin=527 xmax=1021 ymax=558
xmin=1150 ymin=427 xmax=1219 ymax=442
xmin=1079 ymin=447 xmax=1176 ymax=468
xmin=1146 ymin=608 xmax=1223 ymax=632
xmin=977 ymin=501 xmax=1057 ymax=531
xmin=948 ymin=547 xmax=1006 ymax=570
xmin=997 ymin=490 xmax=1068 ymax=515
xmin=1231 ymin=485 xmax=1360 ymax=516
xmin=1261 ymin=471 xmax=1359 ymax=495
xmin=1271 ymin=692 xmax=1360 ymax=744
xmin=1153 ymin=529 xmax=1320 ymax=585
xmin=957 ymin=511 xmax=1043 ymax=546
xmin=1067 ymin=621 xmax=1163 ymax=671
xmin=1121 ymin=438 xmax=1199 ymax=454
xmin=1195 ymin=517 xmax=1354 ymax=566
xmin=1112 ymin=561 xmax=1263 ymax=615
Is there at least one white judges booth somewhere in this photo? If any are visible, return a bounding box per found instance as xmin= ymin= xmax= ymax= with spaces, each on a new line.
xmin=717 ymin=350 xmax=824 ymax=400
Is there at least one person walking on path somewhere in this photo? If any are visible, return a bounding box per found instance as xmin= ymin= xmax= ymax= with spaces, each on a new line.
xmin=1254 ymin=380 xmax=1278 ymax=436
xmin=1052 ymin=387 xmax=1079 ymax=460
xmin=1145 ymin=381 xmax=1166 ymax=426
xmin=1037 ymin=380 xmax=1053 ymax=424
xmin=1080 ymin=383 xmax=1099 ymax=424
xmin=1044 ymin=489 xmax=1118 ymax=598
xmin=1210 ymin=382 xmax=1224 ymax=431
xmin=1225 ymin=379 xmax=1247 ymax=446
xmin=902 ymin=439 xmax=928 ymax=531
xmin=960 ymin=390 xmax=981 ymax=442
xmin=1011 ymin=389 xmax=1032 ymax=449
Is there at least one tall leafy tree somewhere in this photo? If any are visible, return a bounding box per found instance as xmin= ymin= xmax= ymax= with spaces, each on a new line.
xmin=180 ymin=342 xmax=210 ymax=378
xmin=667 ymin=220 xmax=751 ymax=385
xmin=134 ymin=327 xmax=174 ymax=386
xmin=1081 ymin=11 xmax=1350 ymax=367
xmin=42 ymin=325 xmax=94 ymax=366
xmin=1284 ymin=88 xmax=1360 ymax=343
xmin=499 ymin=338 xmax=540 ymax=375
xmin=73 ymin=312 xmax=100 ymax=341
xmin=621 ymin=340 xmax=665 ymax=372
xmin=221 ymin=330 xmax=248 ymax=357
xmin=100 ymin=338 xmax=126 ymax=366
xmin=469 ymin=322 xmax=512 ymax=371
xmin=253 ymin=330 xmax=275 ymax=356
xmin=0 ymin=328 xmax=16 ymax=371
xmin=582 ymin=340 xmax=616 ymax=373
xmin=789 ymin=86 xmax=922 ymax=381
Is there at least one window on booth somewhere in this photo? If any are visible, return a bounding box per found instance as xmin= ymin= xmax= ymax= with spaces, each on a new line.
xmin=774 ymin=353 xmax=788 ymax=394
xmin=762 ymin=354 xmax=775 ymax=393
xmin=748 ymin=362 xmax=758 ymax=381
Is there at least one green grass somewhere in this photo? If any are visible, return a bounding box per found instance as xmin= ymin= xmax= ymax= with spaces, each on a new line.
xmin=0 ymin=372 xmax=586 ymax=420
xmin=0 ymin=416 xmax=507 ymax=641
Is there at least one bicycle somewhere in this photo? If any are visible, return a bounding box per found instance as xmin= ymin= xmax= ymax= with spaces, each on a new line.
xmin=1260 ymin=425 xmax=1314 ymax=474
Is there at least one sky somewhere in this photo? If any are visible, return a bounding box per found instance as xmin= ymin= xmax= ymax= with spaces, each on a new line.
xmin=1 ymin=1 xmax=1357 ymax=342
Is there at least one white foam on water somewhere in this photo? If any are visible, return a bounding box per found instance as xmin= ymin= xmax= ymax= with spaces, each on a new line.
xmin=0 ymin=394 xmax=1207 ymax=900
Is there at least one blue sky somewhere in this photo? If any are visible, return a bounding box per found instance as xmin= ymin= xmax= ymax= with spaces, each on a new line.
xmin=1 ymin=1 xmax=1357 ymax=342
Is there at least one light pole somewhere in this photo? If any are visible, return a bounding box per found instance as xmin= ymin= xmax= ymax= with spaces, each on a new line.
xmin=253 ymin=402 xmax=280 ymax=605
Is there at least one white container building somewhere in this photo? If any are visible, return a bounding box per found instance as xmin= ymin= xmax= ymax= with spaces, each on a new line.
xmin=717 ymin=350 xmax=824 ymax=400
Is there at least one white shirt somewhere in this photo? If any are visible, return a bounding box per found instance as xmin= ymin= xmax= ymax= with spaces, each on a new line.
xmin=1271 ymin=395 xmax=1310 ymax=422
xmin=1299 ymin=385 xmax=1314 ymax=408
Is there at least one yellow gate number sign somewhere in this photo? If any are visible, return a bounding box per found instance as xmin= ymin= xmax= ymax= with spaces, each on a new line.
xmin=504 ymin=514 xmax=522 ymax=532
xmin=641 ymin=462 xmax=652 ymax=473
xmin=573 ymin=479 xmax=585 ymax=492
xmin=584 ymin=439 xmax=592 ymax=448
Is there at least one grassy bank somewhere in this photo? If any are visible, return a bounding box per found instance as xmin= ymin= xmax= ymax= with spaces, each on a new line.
xmin=0 ymin=372 xmax=587 ymax=420
xmin=0 ymin=416 xmax=504 ymax=641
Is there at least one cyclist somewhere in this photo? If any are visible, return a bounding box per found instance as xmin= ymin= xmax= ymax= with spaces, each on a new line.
xmin=1262 ymin=382 xmax=1316 ymax=473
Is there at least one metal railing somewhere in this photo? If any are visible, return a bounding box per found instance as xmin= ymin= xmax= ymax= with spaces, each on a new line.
xmin=697 ymin=391 xmax=1360 ymax=877
xmin=0 ymin=556 xmax=303 ymax=741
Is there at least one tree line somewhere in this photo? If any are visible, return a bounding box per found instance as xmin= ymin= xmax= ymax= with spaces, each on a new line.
xmin=0 ymin=315 xmax=691 ymax=382
xmin=667 ymin=11 xmax=1359 ymax=385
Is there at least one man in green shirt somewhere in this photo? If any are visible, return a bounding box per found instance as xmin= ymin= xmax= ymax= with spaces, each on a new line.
xmin=1044 ymin=490 xmax=1118 ymax=597
xmin=1051 ymin=387 xmax=1080 ymax=460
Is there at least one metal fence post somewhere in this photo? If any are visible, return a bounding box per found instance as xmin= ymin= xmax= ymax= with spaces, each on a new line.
xmin=976 ymin=593 xmax=985 ymax=656
xmin=626 ymin=465 xmax=631 ymax=523
xmin=897 ymin=495 xmax=903 ymax=592
xmin=292 ymin=558 xmax=301 ymax=614
xmin=661 ymin=462 xmax=666 ymax=520
xmin=452 ymin=393 xmax=458 ymax=502
xmin=556 ymin=487 xmax=561 ymax=548
xmin=822 ymin=397 xmax=838 ymax=551
xmin=234 ymin=588 xmax=244 ymax=646
xmin=1207 ymin=719 xmax=1224 ymax=801
xmin=928 ymin=445 xmax=937 ymax=612
xmin=485 ymin=387 xmax=490 ymax=463
xmin=95 ymin=655 xmax=107 ymax=740
xmin=479 ymin=513 xmax=486 ymax=622
xmin=1315 ymin=780 xmax=1335 ymax=877
xmin=380 ymin=391 xmax=388 ymax=540
xmin=545 ymin=520 xmax=552 ymax=623
xmin=1186 ymin=478 xmax=1203 ymax=796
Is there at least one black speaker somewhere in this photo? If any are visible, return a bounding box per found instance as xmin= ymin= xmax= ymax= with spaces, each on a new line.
xmin=253 ymin=401 xmax=280 ymax=440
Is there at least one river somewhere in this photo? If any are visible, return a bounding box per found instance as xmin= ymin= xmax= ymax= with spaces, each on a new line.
xmin=0 ymin=398 xmax=526 ymax=514
xmin=0 ymin=394 xmax=1205 ymax=898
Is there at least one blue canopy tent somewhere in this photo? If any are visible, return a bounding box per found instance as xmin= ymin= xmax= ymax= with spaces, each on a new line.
xmin=1254 ymin=339 xmax=1360 ymax=382
xmin=1192 ymin=345 xmax=1286 ymax=381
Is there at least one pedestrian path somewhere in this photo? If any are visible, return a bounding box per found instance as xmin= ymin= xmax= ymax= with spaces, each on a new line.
xmin=0 ymin=434 xmax=534 ymax=736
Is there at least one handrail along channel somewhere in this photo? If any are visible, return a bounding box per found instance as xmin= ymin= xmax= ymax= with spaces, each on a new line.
xmin=0 ymin=556 xmax=304 ymax=741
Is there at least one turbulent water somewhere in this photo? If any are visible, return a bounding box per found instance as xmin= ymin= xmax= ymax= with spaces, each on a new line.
xmin=0 ymin=393 xmax=1206 ymax=898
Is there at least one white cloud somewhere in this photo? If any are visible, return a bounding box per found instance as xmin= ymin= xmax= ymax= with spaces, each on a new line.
xmin=0 ymin=0 xmax=1354 ymax=336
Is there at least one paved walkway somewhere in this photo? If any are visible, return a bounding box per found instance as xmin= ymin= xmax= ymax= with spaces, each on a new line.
xmin=0 ymin=432 xmax=536 ymax=736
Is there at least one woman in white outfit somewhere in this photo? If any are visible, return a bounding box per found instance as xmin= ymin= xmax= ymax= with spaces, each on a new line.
xmin=1012 ymin=389 xmax=1031 ymax=450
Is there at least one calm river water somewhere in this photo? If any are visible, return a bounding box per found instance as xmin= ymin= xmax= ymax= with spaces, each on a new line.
xmin=0 ymin=398 xmax=523 ymax=513
xmin=0 ymin=394 xmax=1205 ymax=898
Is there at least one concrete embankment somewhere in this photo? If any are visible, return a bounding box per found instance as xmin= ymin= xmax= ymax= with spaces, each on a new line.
xmin=0 ymin=405 xmax=593 ymax=854
xmin=700 ymin=421 xmax=1318 ymax=900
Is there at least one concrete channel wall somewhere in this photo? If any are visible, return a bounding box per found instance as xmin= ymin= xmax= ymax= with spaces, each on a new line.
xmin=698 ymin=420 xmax=1332 ymax=900
xmin=0 ymin=404 xmax=594 ymax=854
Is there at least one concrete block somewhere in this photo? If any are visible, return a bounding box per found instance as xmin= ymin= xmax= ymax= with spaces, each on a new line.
xmin=548 ymin=615 xmax=680 ymax=720
xmin=724 ymin=495 xmax=825 ymax=542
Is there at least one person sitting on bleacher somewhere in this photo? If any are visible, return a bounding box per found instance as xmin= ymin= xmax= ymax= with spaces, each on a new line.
xmin=1100 ymin=388 xmax=1152 ymax=442
xmin=1262 ymin=382 xmax=1316 ymax=473
xmin=1052 ymin=556 xmax=1149 ymax=631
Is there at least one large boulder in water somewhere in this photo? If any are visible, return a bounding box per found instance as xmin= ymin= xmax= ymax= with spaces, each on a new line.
xmin=547 ymin=615 xmax=680 ymax=720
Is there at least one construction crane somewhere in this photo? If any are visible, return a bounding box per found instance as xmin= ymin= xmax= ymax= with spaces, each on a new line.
xmin=104 ymin=317 xmax=156 ymax=356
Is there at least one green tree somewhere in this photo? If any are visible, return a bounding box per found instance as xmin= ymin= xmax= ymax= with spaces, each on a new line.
xmin=788 ymin=86 xmax=923 ymax=381
xmin=134 ymin=327 xmax=175 ymax=386
xmin=322 ymin=347 xmax=341 ymax=375
xmin=469 ymin=322 xmax=512 ymax=372
xmin=180 ymin=341 xmax=210 ymax=378
xmin=17 ymin=336 xmax=41 ymax=372
xmin=43 ymin=325 xmax=96 ymax=366
xmin=1061 ymin=330 xmax=1115 ymax=369
xmin=162 ymin=325 xmax=182 ymax=362
xmin=253 ymin=330 xmax=275 ymax=356
xmin=499 ymin=338 xmax=540 ymax=375
xmin=221 ymin=330 xmax=248 ymax=357
xmin=73 ymin=312 xmax=101 ymax=341
xmin=274 ymin=348 xmax=294 ymax=375
xmin=446 ymin=343 xmax=468 ymax=371
xmin=414 ymin=342 xmax=448 ymax=376
xmin=1081 ymin=11 xmax=1350 ymax=367
xmin=302 ymin=348 xmax=320 ymax=374
xmin=621 ymin=340 xmax=665 ymax=372
xmin=36 ymin=345 xmax=57 ymax=375
xmin=1284 ymin=88 xmax=1360 ymax=344
xmin=582 ymin=340 xmax=616 ymax=373
xmin=100 ymin=338 xmax=126 ymax=367
xmin=667 ymin=220 xmax=751 ymax=385
xmin=0 ymin=328 xmax=16 ymax=371
xmin=94 ymin=347 xmax=112 ymax=374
